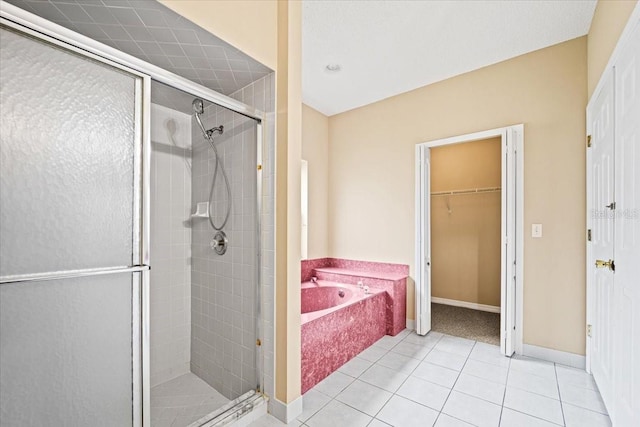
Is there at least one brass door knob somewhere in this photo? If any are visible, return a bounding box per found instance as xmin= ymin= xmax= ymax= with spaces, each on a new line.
xmin=595 ymin=259 xmax=615 ymax=271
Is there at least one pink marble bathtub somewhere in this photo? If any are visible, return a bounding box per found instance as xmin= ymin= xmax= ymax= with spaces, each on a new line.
xmin=301 ymin=280 xmax=387 ymax=393
xmin=302 ymin=285 xmax=355 ymax=316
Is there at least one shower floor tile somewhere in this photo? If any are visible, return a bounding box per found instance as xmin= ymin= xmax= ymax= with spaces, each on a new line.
xmin=151 ymin=372 xmax=229 ymax=427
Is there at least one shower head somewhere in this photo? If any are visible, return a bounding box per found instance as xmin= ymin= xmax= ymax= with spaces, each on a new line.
xmin=192 ymin=97 xmax=224 ymax=140
xmin=192 ymin=98 xmax=204 ymax=115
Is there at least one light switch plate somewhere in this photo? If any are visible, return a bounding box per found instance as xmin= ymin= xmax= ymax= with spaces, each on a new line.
xmin=532 ymin=223 xmax=543 ymax=238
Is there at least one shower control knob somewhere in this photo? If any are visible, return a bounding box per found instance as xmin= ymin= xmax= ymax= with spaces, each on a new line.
xmin=210 ymin=231 xmax=228 ymax=255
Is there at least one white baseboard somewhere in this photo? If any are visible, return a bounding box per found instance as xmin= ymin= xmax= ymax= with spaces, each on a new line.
xmin=406 ymin=318 xmax=415 ymax=331
xmin=269 ymin=395 xmax=303 ymax=424
xmin=522 ymin=344 xmax=586 ymax=370
xmin=431 ymin=297 xmax=501 ymax=313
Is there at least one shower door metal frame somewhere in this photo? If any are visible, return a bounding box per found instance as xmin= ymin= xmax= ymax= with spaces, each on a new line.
xmin=1 ymin=2 xmax=268 ymax=425
xmin=0 ymin=10 xmax=151 ymax=427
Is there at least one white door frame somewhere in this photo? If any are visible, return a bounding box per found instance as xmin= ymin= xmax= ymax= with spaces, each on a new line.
xmin=415 ymin=125 xmax=524 ymax=355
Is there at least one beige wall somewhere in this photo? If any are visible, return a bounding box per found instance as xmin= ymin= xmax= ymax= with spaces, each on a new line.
xmin=431 ymin=138 xmax=502 ymax=307
xmin=587 ymin=0 xmax=638 ymax=97
xmin=159 ymin=0 xmax=277 ymax=70
xmin=302 ymin=104 xmax=330 ymax=259
xmin=328 ymin=37 xmax=588 ymax=355
xmin=275 ymin=0 xmax=302 ymax=404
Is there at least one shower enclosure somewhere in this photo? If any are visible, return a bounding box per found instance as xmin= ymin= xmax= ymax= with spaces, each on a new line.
xmin=0 ymin=3 xmax=274 ymax=426
xmin=148 ymin=81 xmax=267 ymax=426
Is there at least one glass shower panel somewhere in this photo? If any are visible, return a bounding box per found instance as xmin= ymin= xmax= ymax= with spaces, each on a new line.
xmin=0 ymin=24 xmax=138 ymax=277
xmin=0 ymin=21 xmax=146 ymax=427
xmin=0 ymin=273 xmax=137 ymax=426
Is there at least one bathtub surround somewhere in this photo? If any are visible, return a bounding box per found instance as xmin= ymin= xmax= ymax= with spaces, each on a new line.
xmin=301 ymin=258 xmax=409 ymax=336
xmin=301 ymin=281 xmax=386 ymax=394
xmin=300 ymin=259 xmax=409 ymax=393
xmin=301 ymin=258 xmax=409 ymax=283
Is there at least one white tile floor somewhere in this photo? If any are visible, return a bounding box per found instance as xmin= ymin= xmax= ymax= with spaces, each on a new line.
xmin=151 ymin=372 xmax=230 ymax=427
xmin=248 ymin=331 xmax=611 ymax=427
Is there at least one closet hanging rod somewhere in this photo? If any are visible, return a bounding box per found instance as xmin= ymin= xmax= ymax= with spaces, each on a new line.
xmin=431 ymin=186 xmax=502 ymax=196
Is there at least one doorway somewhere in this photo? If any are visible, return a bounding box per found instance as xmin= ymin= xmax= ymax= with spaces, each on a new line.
xmin=429 ymin=138 xmax=502 ymax=345
xmin=415 ymin=125 xmax=524 ymax=356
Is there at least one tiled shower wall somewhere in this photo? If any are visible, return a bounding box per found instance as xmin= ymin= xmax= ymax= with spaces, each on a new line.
xmin=150 ymin=104 xmax=192 ymax=387
xmin=190 ymin=73 xmax=275 ymax=400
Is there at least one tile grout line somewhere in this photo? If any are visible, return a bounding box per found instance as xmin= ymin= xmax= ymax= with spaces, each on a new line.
xmin=554 ymin=363 xmax=567 ymax=426
xmin=366 ymin=331 xmax=442 ymax=424
xmin=431 ymin=338 xmax=476 ymax=426
xmin=497 ymin=354 xmax=512 ymax=427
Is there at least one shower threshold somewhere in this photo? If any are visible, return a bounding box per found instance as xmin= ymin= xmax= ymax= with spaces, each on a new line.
xmin=187 ymin=389 xmax=266 ymax=427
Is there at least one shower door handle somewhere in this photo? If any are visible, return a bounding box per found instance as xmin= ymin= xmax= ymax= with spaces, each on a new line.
xmin=0 ymin=265 xmax=150 ymax=284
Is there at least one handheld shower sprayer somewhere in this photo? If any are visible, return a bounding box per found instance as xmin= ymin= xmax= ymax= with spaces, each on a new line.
xmin=192 ymin=98 xmax=204 ymax=114
xmin=192 ymin=98 xmax=224 ymax=139
xmin=192 ymin=98 xmax=231 ymax=234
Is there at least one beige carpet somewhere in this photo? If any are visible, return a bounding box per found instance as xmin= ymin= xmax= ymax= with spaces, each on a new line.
xmin=431 ymin=303 xmax=500 ymax=346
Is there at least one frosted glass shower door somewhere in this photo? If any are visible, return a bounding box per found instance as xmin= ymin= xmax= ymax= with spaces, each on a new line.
xmin=0 ymin=23 xmax=148 ymax=427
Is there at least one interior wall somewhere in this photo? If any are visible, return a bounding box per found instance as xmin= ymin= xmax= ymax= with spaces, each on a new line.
xmin=587 ymin=0 xmax=638 ymax=97
xmin=150 ymin=103 xmax=192 ymax=387
xmin=302 ymin=104 xmax=329 ymax=259
xmin=275 ymin=0 xmax=303 ymax=404
xmin=431 ymin=138 xmax=502 ymax=307
xmin=328 ymin=36 xmax=587 ymax=355
xmin=158 ymin=0 xmax=277 ymax=70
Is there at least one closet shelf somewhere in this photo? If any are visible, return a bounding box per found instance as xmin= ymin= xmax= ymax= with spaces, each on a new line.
xmin=431 ymin=186 xmax=501 ymax=196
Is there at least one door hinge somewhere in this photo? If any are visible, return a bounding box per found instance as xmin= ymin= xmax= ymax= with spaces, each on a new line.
xmin=587 ymin=135 xmax=592 ymax=148
xmin=606 ymin=202 xmax=616 ymax=210
xmin=587 ymin=324 xmax=592 ymax=338
xmin=587 ymin=229 xmax=592 ymax=241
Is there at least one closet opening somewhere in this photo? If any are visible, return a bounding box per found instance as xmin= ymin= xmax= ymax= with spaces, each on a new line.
xmin=415 ymin=125 xmax=523 ymax=356
xmin=429 ymin=138 xmax=502 ymax=345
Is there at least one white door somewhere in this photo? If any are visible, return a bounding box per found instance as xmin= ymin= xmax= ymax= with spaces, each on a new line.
xmin=416 ymin=146 xmax=431 ymax=335
xmin=588 ymin=69 xmax=616 ymax=412
xmin=501 ymin=130 xmax=517 ymax=356
xmin=613 ymin=21 xmax=640 ymax=427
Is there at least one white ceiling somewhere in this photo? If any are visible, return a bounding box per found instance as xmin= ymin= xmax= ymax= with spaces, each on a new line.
xmin=302 ymin=0 xmax=597 ymax=116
